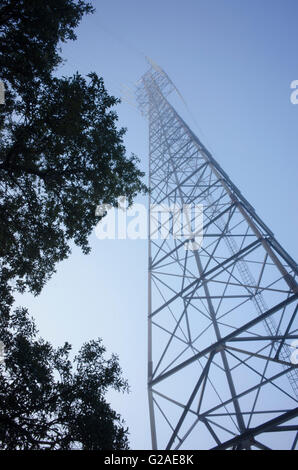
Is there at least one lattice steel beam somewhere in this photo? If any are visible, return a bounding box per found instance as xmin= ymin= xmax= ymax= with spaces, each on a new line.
xmin=135 ymin=59 xmax=298 ymax=450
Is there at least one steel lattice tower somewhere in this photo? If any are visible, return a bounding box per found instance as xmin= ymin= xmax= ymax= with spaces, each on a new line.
xmin=135 ymin=60 xmax=298 ymax=450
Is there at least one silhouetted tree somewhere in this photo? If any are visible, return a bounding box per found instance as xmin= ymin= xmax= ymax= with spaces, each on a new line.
xmin=0 ymin=308 xmax=129 ymax=449
xmin=0 ymin=0 xmax=144 ymax=449
xmin=0 ymin=0 xmax=146 ymax=298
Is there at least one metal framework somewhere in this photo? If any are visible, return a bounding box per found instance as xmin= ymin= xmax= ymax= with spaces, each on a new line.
xmin=135 ymin=60 xmax=298 ymax=450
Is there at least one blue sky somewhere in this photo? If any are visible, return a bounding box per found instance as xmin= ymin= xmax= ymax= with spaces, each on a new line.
xmin=15 ymin=0 xmax=298 ymax=449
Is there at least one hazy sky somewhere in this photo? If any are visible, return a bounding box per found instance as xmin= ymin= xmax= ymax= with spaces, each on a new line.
xmin=15 ymin=0 xmax=298 ymax=449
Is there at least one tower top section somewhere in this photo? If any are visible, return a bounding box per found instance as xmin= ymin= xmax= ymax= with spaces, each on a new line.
xmin=135 ymin=58 xmax=179 ymax=116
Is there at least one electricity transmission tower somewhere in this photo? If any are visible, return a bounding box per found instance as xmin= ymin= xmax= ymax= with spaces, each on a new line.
xmin=135 ymin=60 xmax=298 ymax=450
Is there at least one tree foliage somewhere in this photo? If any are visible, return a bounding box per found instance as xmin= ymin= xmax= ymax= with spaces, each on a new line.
xmin=0 ymin=309 xmax=129 ymax=450
xmin=0 ymin=0 xmax=146 ymax=297
xmin=0 ymin=0 xmax=144 ymax=449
